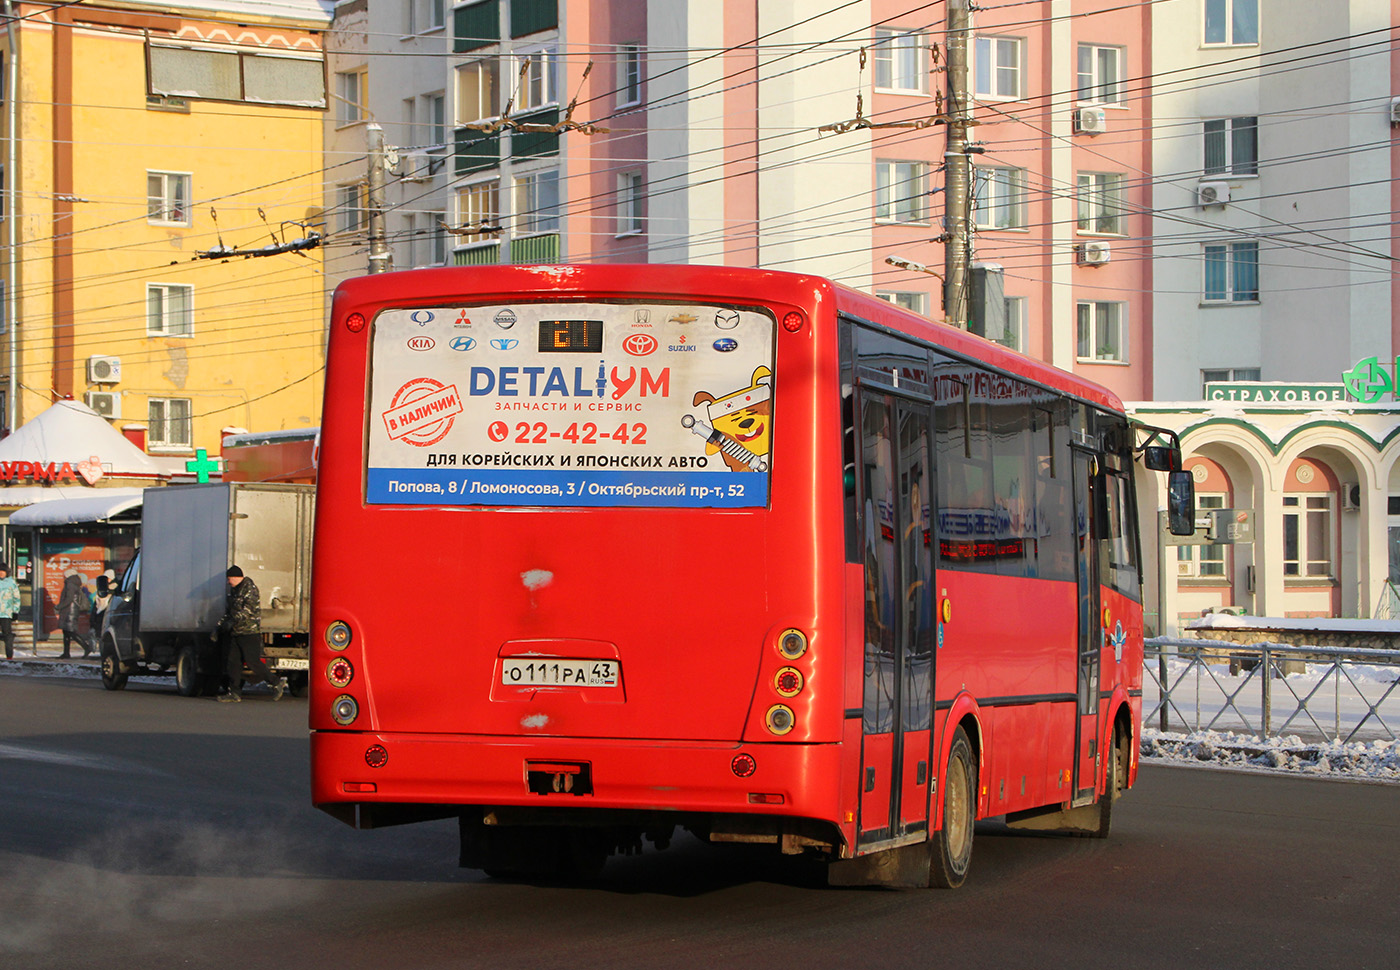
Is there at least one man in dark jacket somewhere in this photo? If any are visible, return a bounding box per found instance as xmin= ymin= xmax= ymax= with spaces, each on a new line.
xmin=216 ymin=565 xmax=285 ymax=703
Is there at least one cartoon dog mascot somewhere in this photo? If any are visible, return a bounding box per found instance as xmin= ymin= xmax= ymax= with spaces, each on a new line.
xmin=681 ymin=366 xmax=772 ymax=472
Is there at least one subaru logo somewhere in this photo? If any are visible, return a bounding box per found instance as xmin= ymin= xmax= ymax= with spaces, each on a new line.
xmin=449 ymin=336 xmax=476 ymax=351
xmin=410 ymin=310 xmax=435 ymax=325
xmin=491 ymin=338 xmax=519 ymax=351
xmin=713 ymin=338 xmax=738 ymax=352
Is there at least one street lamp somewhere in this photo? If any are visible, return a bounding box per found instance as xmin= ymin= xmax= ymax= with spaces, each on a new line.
xmin=884 ymin=254 xmax=944 ymax=280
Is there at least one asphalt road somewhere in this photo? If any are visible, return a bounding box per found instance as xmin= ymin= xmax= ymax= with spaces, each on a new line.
xmin=1 ymin=671 xmax=1396 ymax=970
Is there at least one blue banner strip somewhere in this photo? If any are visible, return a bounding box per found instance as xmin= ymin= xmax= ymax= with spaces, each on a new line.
xmin=367 ymin=468 xmax=768 ymax=508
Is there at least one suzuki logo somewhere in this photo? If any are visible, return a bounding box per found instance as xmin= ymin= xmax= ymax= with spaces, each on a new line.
xmin=622 ymin=333 xmax=658 ymax=357
xmin=407 ymin=336 xmax=436 ymax=351
xmin=449 ymin=336 xmax=476 ymax=351
xmin=491 ymin=338 xmax=519 ymax=351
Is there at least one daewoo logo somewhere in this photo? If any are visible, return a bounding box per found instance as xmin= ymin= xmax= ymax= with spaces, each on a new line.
xmin=623 ymin=333 xmax=658 ymax=357
xmin=407 ymin=336 xmax=436 ymax=351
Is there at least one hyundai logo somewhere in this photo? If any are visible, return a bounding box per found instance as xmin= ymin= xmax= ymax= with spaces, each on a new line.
xmin=713 ymin=338 xmax=739 ymax=352
xmin=449 ymin=336 xmax=476 ymax=351
xmin=491 ymin=338 xmax=519 ymax=351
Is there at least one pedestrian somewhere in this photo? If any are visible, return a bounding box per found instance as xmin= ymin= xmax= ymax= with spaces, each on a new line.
xmin=0 ymin=562 xmax=19 ymax=660
xmin=214 ymin=565 xmax=284 ymax=702
xmin=56 ymin=568 xmax=92 ymax=659
xmin=90 ymin=568 xmax=116 ymax=653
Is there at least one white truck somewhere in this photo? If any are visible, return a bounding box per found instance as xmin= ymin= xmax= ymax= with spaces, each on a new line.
xmin=99 ymin=483 xmax=314 ymax=696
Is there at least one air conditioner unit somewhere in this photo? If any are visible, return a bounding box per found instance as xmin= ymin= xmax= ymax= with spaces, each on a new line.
xmin=84 ymin=391 xmax=120 ymax=419
xmin=1077 ymin=241 xmax=1111 ymax=266
xmin=399 ymin=149 xmax=433 ymax=183
xmin=1390 ymin=97 xmax=1400 ymax=126
xmin=1198 ymin=182 xmax=1231 ymax=207
xmin=87 ymin=354 xmax=121 ymax=384
xmin=1074 ymin=106 xmax=1107 ymax=135
xmin=1342 ymin=482 xmax=1362 ymax=511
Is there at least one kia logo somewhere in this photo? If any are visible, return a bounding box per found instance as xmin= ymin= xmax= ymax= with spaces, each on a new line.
xmin=713 ymin=338 xmax=738 ymax=352
xmin=491 ymin=338 xmax=519 ymax=351
xmin=407 ymin=336 xmax=435 ymax=351
xmin=449 ymin=336 xmax=476 ymax=351
xmin=623 ymin=333 xmax=658 ymax=357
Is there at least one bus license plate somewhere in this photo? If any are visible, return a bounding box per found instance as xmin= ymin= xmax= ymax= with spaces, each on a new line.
xmin=276 ymin=658 xmax=310 ymax=671
xmin=501 ymin=659 xmax=619 ymax=687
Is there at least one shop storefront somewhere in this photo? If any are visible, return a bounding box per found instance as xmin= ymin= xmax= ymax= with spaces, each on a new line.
xmin=1131 ymin=386 xmax=1400 ymax=635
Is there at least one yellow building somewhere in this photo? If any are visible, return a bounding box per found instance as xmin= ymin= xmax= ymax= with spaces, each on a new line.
xmin=0 ymin=0 xmax=330 ymax=453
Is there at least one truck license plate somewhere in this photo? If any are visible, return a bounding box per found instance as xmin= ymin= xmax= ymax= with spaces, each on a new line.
xmin=501 ymin=659 xmax=619 ymax=687
xmin=276 ymin=658 xmax=310 ymax=671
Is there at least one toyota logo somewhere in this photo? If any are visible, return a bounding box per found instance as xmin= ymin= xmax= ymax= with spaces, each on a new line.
xmin=623 ymin=333 xmax=658 ymax=356
xmin=407 ymin=336 xmax=435 ymax=351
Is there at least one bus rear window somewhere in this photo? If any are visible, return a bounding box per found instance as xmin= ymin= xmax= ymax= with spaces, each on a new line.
xmin=365 ymin=302 xmax=775 ymax=508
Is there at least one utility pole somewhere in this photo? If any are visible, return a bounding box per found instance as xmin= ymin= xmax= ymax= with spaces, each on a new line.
xmin=943 ymin=0 xmax=972 ymax=329
xmin=366 ymin=123 xmax=392 ymax=274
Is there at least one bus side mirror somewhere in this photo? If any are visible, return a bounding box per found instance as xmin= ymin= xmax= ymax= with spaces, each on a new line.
xmin=1167 ymin=471 xmax=1196 ymax=536
xmin=1142 ymin=445 xmax=1181 ymax=472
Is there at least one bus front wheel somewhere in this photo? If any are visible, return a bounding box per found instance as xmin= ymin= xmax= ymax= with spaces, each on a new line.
xmin=1094 ymin=726 xmax=1128 ymax=839
xmin=931 ymin=727 xmax=976 ymax=889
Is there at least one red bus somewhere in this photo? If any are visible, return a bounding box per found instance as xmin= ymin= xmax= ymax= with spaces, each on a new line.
xmin=310 ymin=264 xmax=1191 ymax=887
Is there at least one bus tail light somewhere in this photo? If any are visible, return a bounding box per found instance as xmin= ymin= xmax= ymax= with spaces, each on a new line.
xmin=332 ymin=694 xmax=359 ymax=725
xmin=781 ymin=310 xmax=805 ymax=333
xmin=731 ymin=753 xmax=757 ymax=778
xmin=765 ymin=704 xmax=794 ymax=735
xmin=777 ymin=628 xmax=808 ymax=660
xmin=327 ymin=657 xmax=353 ymax=688
xmin=774 ymin=666 xmax=803 ymax=698
xmin=748 ymin=792 xmax=785 ymax=805
xmin=325 ymin=620 xmax=352 ymax=650
xmin=345 ymin=312 xmax=366 ymax=333
xmin=364 ymin=745 xmax=388 ymax=768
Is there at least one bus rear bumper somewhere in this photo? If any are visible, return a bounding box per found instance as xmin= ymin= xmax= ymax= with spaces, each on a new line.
xmin=311 ymin=730 xmax=844 ymax=824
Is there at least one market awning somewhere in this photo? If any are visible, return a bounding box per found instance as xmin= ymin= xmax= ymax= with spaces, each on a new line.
xmin=6 ymin=488 xmax=146 ymax=526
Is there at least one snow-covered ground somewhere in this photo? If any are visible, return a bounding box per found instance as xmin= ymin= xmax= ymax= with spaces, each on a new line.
xmin=1141 ymin=728 xmax=1400 ymax=782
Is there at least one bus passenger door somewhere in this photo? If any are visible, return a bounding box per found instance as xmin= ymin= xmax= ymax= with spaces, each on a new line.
xmin=1070 ymin=450 xmax=1102 ymax=805
xmin=857 ymin=393 xmax=935 ymax=846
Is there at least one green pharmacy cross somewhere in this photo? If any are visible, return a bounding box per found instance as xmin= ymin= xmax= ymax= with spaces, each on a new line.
xmin=185 ymin=448 xmax=220 ymax=483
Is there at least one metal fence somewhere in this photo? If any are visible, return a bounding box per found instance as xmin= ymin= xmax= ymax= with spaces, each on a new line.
xmin=1144 ymin=637 xmax=1400 ymax=743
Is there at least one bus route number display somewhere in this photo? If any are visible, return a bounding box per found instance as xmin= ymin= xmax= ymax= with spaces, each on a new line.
xmin=366 ymin=302 xmax=775 ymax=508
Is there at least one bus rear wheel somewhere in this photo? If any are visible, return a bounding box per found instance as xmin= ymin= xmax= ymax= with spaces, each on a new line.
xmin=931 ymin=727 xmax=976 ymax=889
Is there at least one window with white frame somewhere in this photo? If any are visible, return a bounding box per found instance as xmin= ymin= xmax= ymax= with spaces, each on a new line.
xmin=1178 ymin=493 xmax=1228 ymax=577
xmin=1203 ymin=117 xmax=1257 ymax=176
xmin=336 ymin=182 xmax=365 ymax=235
xmin=617 ymin=44 xmax=641 ymax=107
xmin=1077 ymin=44 xmax=1123 ymax=104
xmin=973 ymin=35 xmax=1023 ymax=100
xmin=406 ymin=0 xmax=445 ymax=34
xmin=408 ymin=211 xmax=447 ymax=267
xmin=1283 ymin=493 xmax=1333 ymax=578
xmin=336 ymin=69 xmax=366 ymax=126
xmin=148 ymin=397 xmax=192 ymax=449
xmin=515 ymin=48 xmax=558 ymax=112
xmin=1077 ymin=172 xmax=1124 ymax=235
xmin=875 ymin=160 xmax=928 ymax=223
xmin=874 ymin=28 xmax=926 ymax=93
xmin=456 ymin=61 xmax=498 ymax=124
xmin=1076 ymin=301 xmax=1125 ymax=362
xmin=1201 ymin=367 xmax=1261 ymax=394
xmin=147 ymin=172 xmax=191 ymax=226
xmin=973 ymin=166 xmax=1026 ymax=230
xmin=1204 ymin=0 xmax=1258 ymax=46
xmin=616 ymin=172 xmax=643 ymax=235
xmin=146 ymin=283 xmax=193 ymax=336
xmin=514 ymin=169 xmax=560 ymax=234
xmin=992 ymin=295 xmax=1026 ymax=352
xmin=876 ymin=291 xmax=928 ymax=315
xmin=1203 ymin=241 xmax=1259 ymax=303
xmin=457 ymin=179 xmax=499 ymax=245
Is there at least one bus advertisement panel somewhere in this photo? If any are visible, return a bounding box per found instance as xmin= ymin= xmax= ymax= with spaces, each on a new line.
xmin=367 ymin=302 xmax=775 ymax=508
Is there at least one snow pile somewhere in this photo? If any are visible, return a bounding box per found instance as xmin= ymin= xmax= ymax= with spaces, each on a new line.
xmin=1142 ymin=728 xmax=1400 ymax=781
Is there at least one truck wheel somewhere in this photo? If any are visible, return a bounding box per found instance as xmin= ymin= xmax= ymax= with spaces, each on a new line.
xmin=175 ymin=644 xmax=203 ymax=697
xmin=100 ymin=637 xmax=128 ymax=691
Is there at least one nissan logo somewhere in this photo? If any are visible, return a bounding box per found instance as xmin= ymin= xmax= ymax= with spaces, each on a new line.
xmin=623 ymin=333 xmax=658 ymax=356
xmin=407 ymin=336 xmax=435 ymax=351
